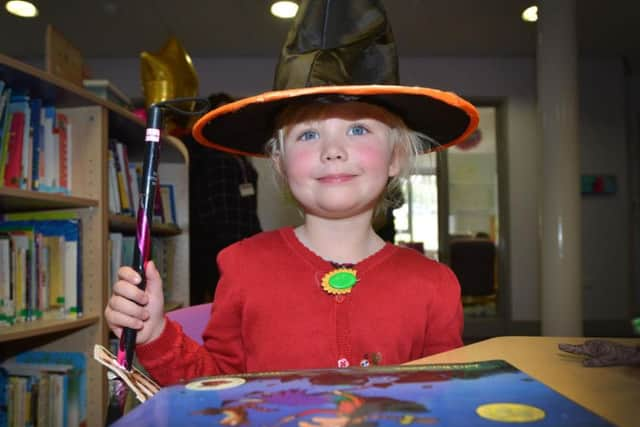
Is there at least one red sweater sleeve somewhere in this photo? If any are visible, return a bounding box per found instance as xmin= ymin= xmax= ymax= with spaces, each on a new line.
xmin=135 ymin=245 xmax=246 ymax=385
xmin=422 ymin=263 xmax=464 ymax=355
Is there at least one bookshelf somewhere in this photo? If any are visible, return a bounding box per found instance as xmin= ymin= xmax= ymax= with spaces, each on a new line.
xmin=0 ymin=187 xmax=98 ymax=211
xmin=0 ymin=53 xmax=189 ymax=425
xmin=108 ymin=214 xmax=182 ymax=236
xmin=107 ymin=133 xmax=190 ymax=312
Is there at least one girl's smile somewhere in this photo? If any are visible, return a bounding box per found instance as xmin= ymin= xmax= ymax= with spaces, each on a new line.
xmin=316 ymin=173 xmax=358 ymax=184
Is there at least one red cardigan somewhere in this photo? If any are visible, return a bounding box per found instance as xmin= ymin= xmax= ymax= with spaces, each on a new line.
xmin=137 ymin=227 xmax=463 ymax=385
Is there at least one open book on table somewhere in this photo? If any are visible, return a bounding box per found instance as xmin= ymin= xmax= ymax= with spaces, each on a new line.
xmin=93 ymin=344 xmax=614 ymax=426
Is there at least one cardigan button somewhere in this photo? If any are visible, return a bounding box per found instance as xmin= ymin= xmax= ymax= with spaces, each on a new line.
xmin=337 ymin=358 xmax=349 ymax=368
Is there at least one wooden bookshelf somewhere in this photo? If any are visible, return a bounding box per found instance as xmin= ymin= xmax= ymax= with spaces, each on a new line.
xmin=0 ymin=53 xmax=190 ymax=425
xmin=0 ymin=316 xmax=100 ymax=343
xmin=0 ymin=187 xmax=98 ymax=211
xmin=108 ymin=214 xmax=182 ymax=236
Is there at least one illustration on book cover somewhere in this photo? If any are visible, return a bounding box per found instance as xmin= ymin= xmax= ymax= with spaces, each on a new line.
xmin=112 ymin=360 xmax=613 ymax=426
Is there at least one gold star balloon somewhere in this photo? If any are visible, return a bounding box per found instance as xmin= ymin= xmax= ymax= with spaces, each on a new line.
xmin=140 ymin=36 xmax=199 ymax=132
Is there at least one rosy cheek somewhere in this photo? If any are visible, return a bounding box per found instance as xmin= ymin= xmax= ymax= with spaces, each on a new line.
xmin=355 ymin=145 xmax=392 ymax=170
xmin=283 ymin=148 xmax=315 ymax=181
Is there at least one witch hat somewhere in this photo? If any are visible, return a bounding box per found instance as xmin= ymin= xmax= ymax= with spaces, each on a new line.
xmin=193 ymin=0 xmax=478 ymax=157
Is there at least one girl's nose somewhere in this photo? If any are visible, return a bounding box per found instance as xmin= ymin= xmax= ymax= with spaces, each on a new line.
xmin=321 ymin=140 xmax=347 ymax=161
xmin=324 ymin=151 xmax=344 ymax=160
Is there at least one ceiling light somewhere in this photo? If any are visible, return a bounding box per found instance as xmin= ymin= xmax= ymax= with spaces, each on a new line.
xmin=521 ymin=5 xmax=538 ymax=23
xmin=5 ymin=0 xmax=39 ymax=18
xmin=271 ymin=1 xmax=298 ymax=19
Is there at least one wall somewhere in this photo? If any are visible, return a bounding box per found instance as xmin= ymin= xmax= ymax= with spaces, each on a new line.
xmin=627 ymin=59 xmax=640 ymax=318
xmin=579 ymin=59 xmax=629 ymax=320
xmin=85 ymin=55 xmax=632 ymax=326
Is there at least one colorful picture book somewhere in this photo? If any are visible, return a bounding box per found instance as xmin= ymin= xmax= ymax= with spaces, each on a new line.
xmin=110 ymin=360 xmax=613 ymax=426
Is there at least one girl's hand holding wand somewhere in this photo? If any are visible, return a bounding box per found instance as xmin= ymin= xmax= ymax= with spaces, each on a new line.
xmin=104 ymin=261 xmax=166 ymax=346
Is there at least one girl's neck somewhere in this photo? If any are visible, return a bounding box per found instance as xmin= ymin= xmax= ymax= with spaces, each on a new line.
xmin=294 ymin=213 xmax=385 ymax=265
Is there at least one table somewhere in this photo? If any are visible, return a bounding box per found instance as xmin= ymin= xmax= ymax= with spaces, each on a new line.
xmin=408 ymin=336 xmax=640 ymax=427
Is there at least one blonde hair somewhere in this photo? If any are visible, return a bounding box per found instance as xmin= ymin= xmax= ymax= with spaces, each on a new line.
xmin=265 ymin=101 xmax=424 ymax=216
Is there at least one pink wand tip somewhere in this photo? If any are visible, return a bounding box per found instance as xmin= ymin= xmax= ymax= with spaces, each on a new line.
xmin=116 ymin=349 xmax=127 ymax=369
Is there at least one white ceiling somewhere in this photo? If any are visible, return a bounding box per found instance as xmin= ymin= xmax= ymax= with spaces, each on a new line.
xmin=0 ymin=0 xmax=638 ymax=62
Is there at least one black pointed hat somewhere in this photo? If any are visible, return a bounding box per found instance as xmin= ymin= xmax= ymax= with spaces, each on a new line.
xmin=193 ymin=0 xmax=478 ymax=157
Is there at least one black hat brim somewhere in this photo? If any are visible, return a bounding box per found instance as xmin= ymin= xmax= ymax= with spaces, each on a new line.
xmin=193 ymin=85 xmax=479 ymax=157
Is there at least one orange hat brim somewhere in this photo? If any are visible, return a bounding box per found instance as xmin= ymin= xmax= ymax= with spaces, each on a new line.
xmin=192 ymin=85 xmax=479 ymax=157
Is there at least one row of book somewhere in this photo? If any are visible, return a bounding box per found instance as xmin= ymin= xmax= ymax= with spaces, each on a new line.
xmin=0 ymin=351 xmax=86 ymax=427
xmin=0 ymin=211 xmax=81 ymax=326
xmin=0 ymin=80 xmax=72 ymax=194
xmin=108 ymin=232 xmax=175 ymax=297
xmin=108 ymin=138 xmax=177 ymax=224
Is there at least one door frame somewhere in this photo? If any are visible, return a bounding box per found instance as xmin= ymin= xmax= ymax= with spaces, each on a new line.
xmin=437 ymin=98 xmax=511 ymax=338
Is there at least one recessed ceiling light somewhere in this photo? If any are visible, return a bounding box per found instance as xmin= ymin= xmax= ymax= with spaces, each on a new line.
xmin=521 ymin=5 xmax=538 ymax=23
xmin=5 ymin=0 xmax=39 ymax=18
xmin=271 ymin=1 xmax=298 ymax=19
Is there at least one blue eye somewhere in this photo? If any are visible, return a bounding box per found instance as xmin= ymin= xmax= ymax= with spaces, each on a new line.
xmin=298 ymin=130 xmax=319 ymax=141
xmin=348 ymin=125 xmax=368 ymax=136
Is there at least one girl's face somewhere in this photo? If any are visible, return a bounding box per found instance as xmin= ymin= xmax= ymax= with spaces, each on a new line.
xmin=279 ymin=102 xmax=400 ymax=219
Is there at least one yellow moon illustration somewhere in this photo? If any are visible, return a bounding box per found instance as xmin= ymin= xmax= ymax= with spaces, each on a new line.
xmin=476 ymin=403 xmax=546 ymax=423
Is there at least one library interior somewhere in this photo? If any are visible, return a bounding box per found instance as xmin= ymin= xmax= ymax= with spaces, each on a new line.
xmin=0 ymin=1 xmax=639 ymax=426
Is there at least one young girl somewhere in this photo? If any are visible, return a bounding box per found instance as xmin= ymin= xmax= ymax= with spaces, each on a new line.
xmin=105 ymin=87 xmax=478 ymax=386
xmin=105 ymin=0 xmax=479 ymax=385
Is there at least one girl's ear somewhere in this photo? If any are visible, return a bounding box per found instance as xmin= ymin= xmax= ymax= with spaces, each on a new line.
xmin=272 ymin=153 xmax=285 ymax=177
xmin=388 ymin=146 xmax=403 ymax=177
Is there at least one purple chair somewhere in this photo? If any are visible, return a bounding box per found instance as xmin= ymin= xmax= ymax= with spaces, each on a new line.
xmin=165 ymin=303 xmax=212 ymax=345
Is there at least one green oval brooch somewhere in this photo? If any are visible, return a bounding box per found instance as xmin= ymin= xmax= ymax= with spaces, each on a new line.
xmin=321 ymin=268 xmax=358 ymax=295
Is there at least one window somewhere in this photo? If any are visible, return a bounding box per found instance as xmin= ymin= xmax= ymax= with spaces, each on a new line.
xmin=394 ymin=154 xmax=439 ymax=259
xmin=392 ymin=106 xmax=502 ymax=318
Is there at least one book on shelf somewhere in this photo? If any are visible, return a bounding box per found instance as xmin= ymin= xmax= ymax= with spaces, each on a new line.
xmin=1 ymin=350 xmax=87 ymax=427
xmin=108 ymin=232 xmax=122 ymax=289
xmin=128 ymin=163 xmax=140 ymax=215
xmin=109 ymin=234 xmax=173 ymax=291
xmin=0 ymin=80 xmax=8 ymax=136
xmin=13 ymin=93 xmax=32 ymax=191
xmin=114 ymin=140 xmax=133 ymax=214
xmin=107 ymin=232 xmax=137 ymax=291
xmin=121 ymin=235 xmax=135 ymax=268
xmin=6 ymin=373 xmax=37 ymax=427
xmin=3 ymin=108 xmax=26 ymax=188
xmin=107 ymin=146 xmax=121 ymax=214
xmin=1 ymin=361 xmax=73 ymax=427
xmin=159 ymin=184 xmax=177 ymax=225
xmin=28 ymin=98 xmax=43 ymax=191
xmin=151 ymin=238 xmax=175 ymax=297
xmin=108 ymin=140 xmax=124 ymax=213
xmin=109 ymin=138 xmax=142 ymax=217
xmin=1 ymin=94 xmax=29 ymax=188
xmin=0 ymin=215 xmax=81 ymax=325
xmin=0 ymin=80 xmax=73 ymax=194
xmin=111 ymin=160 xmax=175 ymax=225
xmin=7 ymin=230 xmax=33 ymax=323
xmin=0 ymin=233 xmax=10 ymax=321
xmin=55 ymin=113 xmax=72 ymax=192
xmin=108 ymin=234 xmax=173 ymax=297
xmin=39 ymin=105 xmax=58 ymax=192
